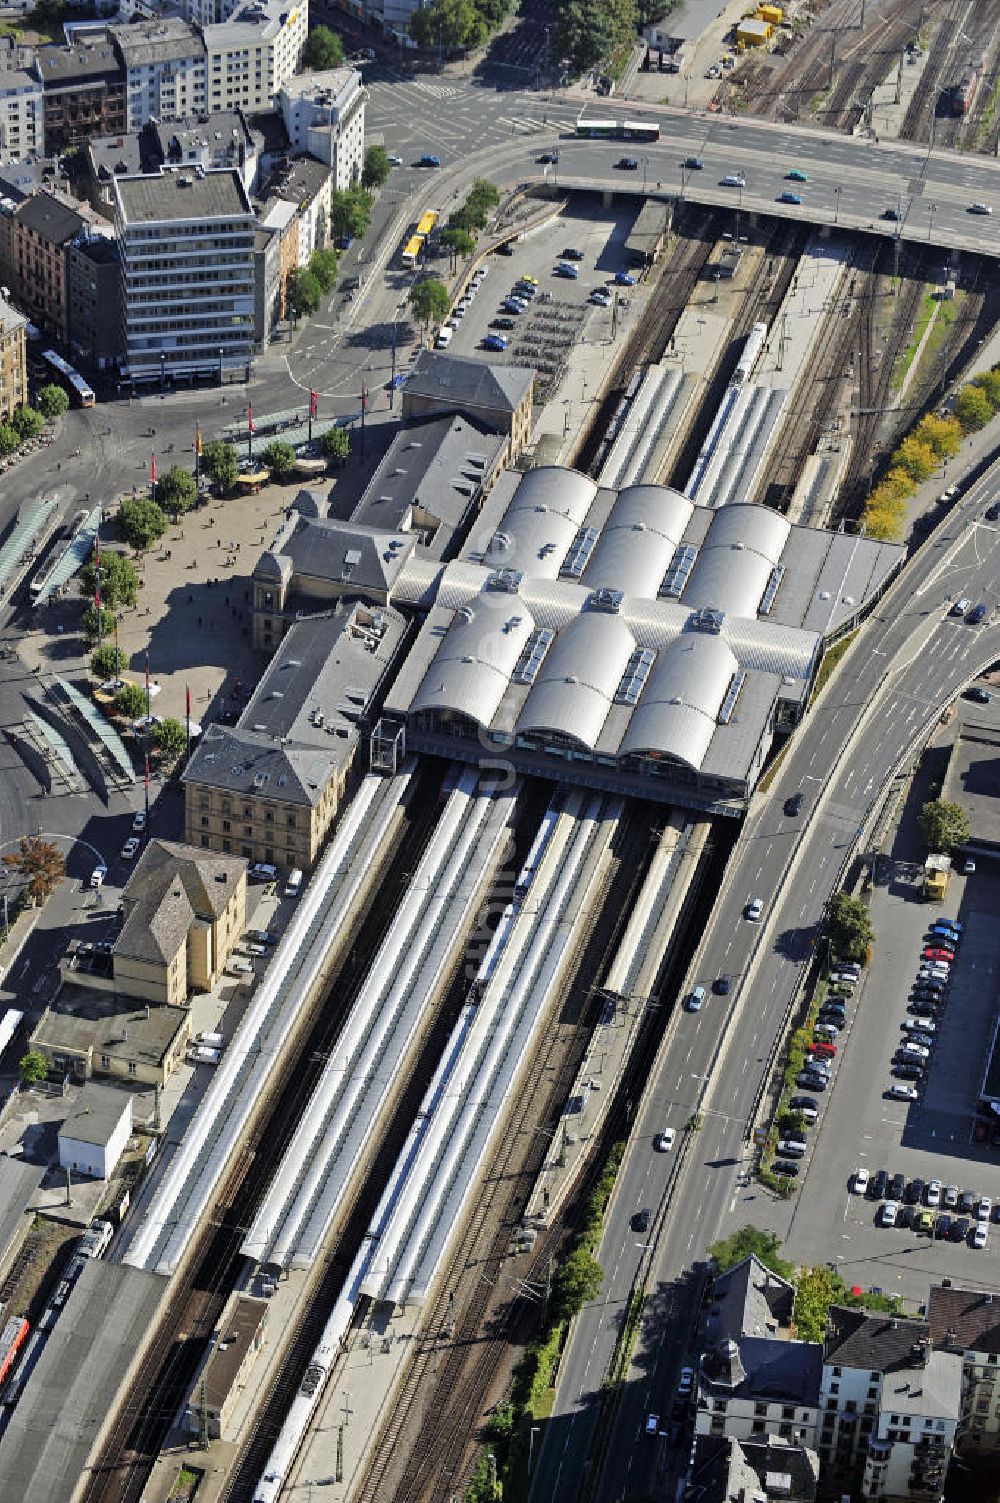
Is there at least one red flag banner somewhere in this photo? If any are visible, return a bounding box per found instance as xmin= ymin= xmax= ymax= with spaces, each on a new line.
xmin=309 ymin=389 xmax=318 ymax=418
xmin=195 ymin=427 xmax=203 ymax=457
xmin=144 ymin=755 xmax=149 ymax=790
xmin=151 ymin=453 xmax=157 ymax=485
xmin=145 ymin=654 xmax=150 ymax=695
xmin=248 ymin=403 xmax=255 ymax=435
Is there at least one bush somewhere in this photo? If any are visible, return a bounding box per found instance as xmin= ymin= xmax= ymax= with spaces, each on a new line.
xmin=0 ymin=423 xmax=17 ymax=457
xmin=12 ymin=406 xmax=44 ymax=440
xmin=19 ymin=1050 xmax=48 ymax=1086
xmin=37 ymin=383 xmax=69 ymax=419
xmin=91 ymin=644 xmax=128 ymax=679
xmin=320 ymin=426 xmax=350 ymax=462
xmin=151 ymin=717 xmax=187 ymax=761
xmin=261 ymin=440 xmax=296 ymax=479
xmin=114 ymin=682 xmax=147 ymax=719
xmin=81 ymin=604 xmax=117 ymax=641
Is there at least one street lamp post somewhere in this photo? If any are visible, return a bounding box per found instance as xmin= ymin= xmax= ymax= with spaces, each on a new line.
xmin=159 ymin=351 xmax=165 ymax=392
xmin=834 ymin=184 xmax=842 ymax=225
xmin=218 ymin=347 xmax=224 ymax=386
xmin=928 ymin=201 xmax=937 ymax=243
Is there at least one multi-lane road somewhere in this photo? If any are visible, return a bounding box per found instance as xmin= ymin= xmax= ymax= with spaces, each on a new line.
xmin=532 ymin=456 xmax=1000 ymax=1503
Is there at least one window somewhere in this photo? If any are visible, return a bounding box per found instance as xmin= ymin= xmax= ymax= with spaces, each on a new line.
xmin=100 ymin=1053 xmax=111 ymax=1069
xmin=200 ymin=835 xmax=210 ymax=847
xmin=782 ymin=1407 xmax=794 ymax=1420
xmin=286 ymin=814 xmax=296 ymax=829
xmin=221 ymin=798 xmax=231 ymax=814
xmin=243 ymin=805 xmax=252 ymax=817
xmin=265 ymin=810 xmax=274 ymax=824
xmin=244 ymin=826 xmax=252 ymax=837
xmin=201 ymin=816 xmax=209 ymax=828
xmin=128 ymin=1061 xmax=137 ymax=1077
xmin=829 ymin=1382 xmax=840 ymax=1394
xmin=754 ymin=1403 xmax=767 ymax=1417
xmin=751 ymin=1420 xmax=765 ymax=1435
xmin=242 ymin=845 xmax=252 ymax=858
xmin=222 ymin=838 xmax=231 ymax=853
xmin=199 ymin=795 xmax=210 ymax=809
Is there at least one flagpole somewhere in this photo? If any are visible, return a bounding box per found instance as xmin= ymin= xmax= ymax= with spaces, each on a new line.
xmin=248 ymin=404 xmax=253 ymax=463
xmin=145 ymin=650 xmax=151 ymax=721
xmin=194 ymin=428 xmax=201 ymax=488
xmin=360 ymin=383 xmax=367 ymax=463
xmin=144 ymin=753 xmax=149 ymax=831
xmin=94 ymin=538 xmax=103 ymax=650
xmin=151 ymin=453 xmax=157 ymax=504
xmin=186 ymin=684 xmax=191 ymax=758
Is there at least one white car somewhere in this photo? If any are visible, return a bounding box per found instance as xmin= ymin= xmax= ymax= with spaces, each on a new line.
xmin=654 ymin=1129 xmax=676 ymax=1151
xmin=132 ymin=810 xmax=146 ymax=832
xmin=745 ymin=897 xmax=763 ymax=921
xmin=852 ymin=1167 xmax=869 ymax=1194
xmin=121 ymin=837 xmax=140 ymax=860
xmin=878 ymin=1201 xmax=899 ymax=1227
xmin=902 ymin=1017 xmax=936 ymax=1034
xmin=387 ymin=153 xmax=403 ymax=166
xmin=887 ymin=1084 xmax=919 ymax=1101
xmin=645 ymin=1412 xmax=660 ymax=1435
xmin=898 ymin=1041 xmax=930 ymax=1059
xmin=926 ymin=1180 xmax=942 ymax=1206
xmin=90 ymin=865 xmax=106 ymax=889
xmin=978 ymin=1196 xmax=992 ymax=1221
xmin=677 ymin=1366 xmax=695 ymax=1396
xmin=974 ymin=1222 xmax=989 ymax=1248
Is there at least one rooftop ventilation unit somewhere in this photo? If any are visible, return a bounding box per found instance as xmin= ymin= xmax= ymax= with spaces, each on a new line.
xmin=488 ymin=567 xmax=523 ymax=593
xmin=690 ymin=606 xmax=725 ymax=634
xmin=588 ymin=587 xmax=624 ymax=614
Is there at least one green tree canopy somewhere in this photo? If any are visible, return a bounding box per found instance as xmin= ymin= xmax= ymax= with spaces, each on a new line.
xmin=12 ymin=406 xmax=44 ymax=440
xmin=288 ymin=267 xmax=323 ymax=319
xmin=556 ymin=0 xmax=638 ymax=75
xmin=917 ymin=798 xmax=970 ymax=854
xmin=893 ymin=435 xmax=937 ymax=482
xmin=440 ymin=226 xmax=476 ymax=257
xmin=823 ymin=891 xmax=873 ymax=963
xmin=114 ymin=681 xmax=148 ymax=719
xmin=330 ymin=187 xmax=373 ymax=242
xmin=971 ymin=368 xmax=1000 ymax=409
xmin=410 ymin=0 xmax=490 ymax=49
xmin=303 ymin=24 xmax=344 ymax=68
xmin=708 ymin=1225 xmax=794 ymax=1280
xmin=0 ymin=424 xmax=17 ymax=457
xmin=261 ymin=439 xmax=296 ymax=478
xmin=551 ymin=1245 xmax=604 ymax=1323
xmin=309 ymin=246 xmax=339 ymax=293
xmin=362 ymin=144 xmax=392 ymax=189
xmin=90 ymin=643 xmax=128 ymax=680
xmin=119 ymin=497 xmax=167 ymax=551
xmin=81 ymin=604 xmax=117 ymax=641
xmin=320 ymin=426 xmax=350 ymax=462
xmin=151 ymin=716 xmax=187 ymax=761
xmin=201 ymin=439 xmax=239 ymax=493
xmin=80 ymin=549 xmax=139 ymax=610
xmin=157 ymin=465 xmax=197 ymax=518
xmin=37 ymin=383 xmax=69 ymax=419
xmin=19 ymin=1050 xmax=48 ymax=1086
xmin=6 ymin=836 xmax=65 ymax=905
xmin=954 ymin=384 xmax=993 ymax=432
xmin=409 ymin=275 xmax=451 ymax=330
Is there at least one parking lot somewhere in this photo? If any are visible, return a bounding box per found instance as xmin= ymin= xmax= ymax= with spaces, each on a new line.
xmin=427 ymin=200 xmax=646 ymax=399
xmin=781 ymin=764 xmax=1000 ymax=1303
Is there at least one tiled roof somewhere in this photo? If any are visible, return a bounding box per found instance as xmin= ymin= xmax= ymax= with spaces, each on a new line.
xmin=404 ymin=349 xmax=533 ymax=418
xmin=928 ymin=1284 xmax=1000 ymax=1355
xmin=825 ymin=1308 xmax=931 ymax=1373
xmin=115 ymin=839 xmax=245 ymax=965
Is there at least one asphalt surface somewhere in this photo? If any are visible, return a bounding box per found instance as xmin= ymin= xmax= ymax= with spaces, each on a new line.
xmin=532 ymin=457 xmax=1000 ymax=1503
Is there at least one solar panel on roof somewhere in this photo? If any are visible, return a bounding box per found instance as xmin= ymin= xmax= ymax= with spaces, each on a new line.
xmin=561 ymin=526 xmax=599 ymax=578
xmin=615 ymin=647 xmax=656 ymax=705
xmin=718 ymin=670 xmax=747 ymax=724
xmin=759 ymin=564 xmax=785 ymax=616
xmin=660 ymin=542 xmax=698 ymax=598
xmin=514 ymin=627 xmax=554 ymax=685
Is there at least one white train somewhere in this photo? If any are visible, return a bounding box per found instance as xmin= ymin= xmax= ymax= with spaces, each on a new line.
xmin=734 ymin=321 xmax=769 ymax=385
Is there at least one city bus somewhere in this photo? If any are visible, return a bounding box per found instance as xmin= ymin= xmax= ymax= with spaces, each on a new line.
xmin=575 ymin=118 xmax=617 ymax=137
xmin=622 ymin=120 xmax=661 ymax=141
xmin=401 ymin=234 xmax=426 ymax=269
xmin=574 ymin=119 xmax=661 ymax=142
xmin=415 ymin=208 xmax=440 ymax=240
xmin=42 ymin=349 xmax=95 ymax=407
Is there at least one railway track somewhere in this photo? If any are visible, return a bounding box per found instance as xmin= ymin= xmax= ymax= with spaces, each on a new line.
xmin=900 ymin=1 xmax=971 ymax=144
xmin=81 ymin=767 xmax=447 ymax=1503
xmin=355 ymin=806 xmax=656 ymax=1503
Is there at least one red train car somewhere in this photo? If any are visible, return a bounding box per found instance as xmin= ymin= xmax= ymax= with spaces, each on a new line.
xmin=0 ymin=1316 xmax=29 ymax=1387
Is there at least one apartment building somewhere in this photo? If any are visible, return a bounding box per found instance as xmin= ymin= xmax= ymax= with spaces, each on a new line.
xmin=278 ymin=67 xmax=365 ymax=187
xmin=820 ymin=1308 xmax=961 ymax=1501
xmin=929 ymin=1282 xmax=1000 ymax=1453
xmin=37 ymin=39 xmax=126 ymax=150
xmin=202 ymin=0 xmax=308 ymax=115
xmin=0 ymin=292 xmax=26 ymax=419
xmin=0 ymin=190 xmax=93 ymax=342
xmin=689 ymin=1434 xmax=820 ymax=1503
xmin=0 ymin=55 xmax=43 ymax=165
xmin=67 ymin=230 xmax=122 ymax=370
xmin=262 ymin=153 xmax=331 ymax=269
xmin=401 ymin=350 xmax=535 ymax=467
xmin=111 ymin=18 xmax=207 ymax=131
xmin=114 ymin=165 xmax=256 ymax=383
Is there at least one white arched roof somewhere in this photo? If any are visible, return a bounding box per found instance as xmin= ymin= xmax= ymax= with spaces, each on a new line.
xmin=620 ymin=632 xmax=739 ymax=771
xmin=410 ymin=600 xmax=535 ymax=727
xmin=584 ymin=485 xmax=694 ymax=598
xmin=486 ymin=466 xmax=597 ymax=579
xmin=683 ymin=503 xmax=792 ymax=619
xmin=517 ymin=613 xmax=636 ymax=749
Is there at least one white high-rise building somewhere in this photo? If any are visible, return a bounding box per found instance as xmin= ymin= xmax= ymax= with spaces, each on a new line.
xmin=112 ymin=18 xmax=207 ymax=131
xmin=278 ymin=67 xmax=365 ymax=189
xmin=202 ymin=0 xmax=308 ymax=114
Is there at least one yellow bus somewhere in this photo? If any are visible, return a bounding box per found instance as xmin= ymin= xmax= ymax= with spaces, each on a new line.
xmin=415 ymin=208 xmax=440 ymax=239
xmin=401 ymin=235 xmax=425 ymax=269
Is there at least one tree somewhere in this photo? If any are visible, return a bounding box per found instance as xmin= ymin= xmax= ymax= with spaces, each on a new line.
xmin=0 ymin=423 xmax=17 ymax=457
xmin=91 ymin=643 xmax=128 ymax=680
xmin=918 ymin=798 xmax=970 ymax=854
xmin=157 ymin=465 xmax=197 ymax=519
xmin=6 ymin=835 xmax=65 ymax=905
xmin=37 ymin=383 xmax=69 ymax=419
xmin=288 ymin=267 xmax=323 ymax=319
xmin=81 ymin=604 xmax=117 ymax=641
xmin=119 ymin=496 xmax=167 ymax=551
xmin=262 ymin=439 xmax=297 ymax=479
xmin=18 ymin=1050 xmax=48 ymax=1087
xmin=793 ymin=1265 xmax=844 ymax=1343
xmin=893 ymin=435 xmax=937 ymax=483
xmin=551 ymin=1245 xmax=604 ymax=1323
xmin=440 ymin=226 xmax=476 ymax=258
xmin=303 ymin=24 xmax=345 ymax=68
xmin=410 ymin=0 xmax=490 ymax=49
xmin=823 ymin=891 xmax=873 ymax=963
xmin=114 ymin=681 xmax=147 ymax=719
xmin=202 ymin=439 xmax=239 ymax=494
xmin=954 ymin=383 xmax=993 ymax=432
xmin=12 ymin=406 xmax=44 ymax=440
xmin=556 ymin=0 xmax=638 ymax=74
xmin=916 ymin=412 xmax=962 ymax=459
xmin=80 ymin=549 xmax=139 ymax=611
xmin=362 ymin=145 xmax=392 ymax=189
xmin=309 ymin=246 xmax=339 ymax=293
xmin=707 ymin=1225 xmax=794 ymax=1280
xmin=409 ymin=276 xmax=451 ymax=331
xmin=320 ymin=426 xmax=350 ymax=463
xmin=972 ymin=369 xmax=1000 ymax=410
xmin=151 ymin=717 xmax=187 ymax=762
xmin=329 ymin=187 xmax=373 ymax=243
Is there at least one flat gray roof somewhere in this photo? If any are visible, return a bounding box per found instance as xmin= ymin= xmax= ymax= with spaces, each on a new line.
xmin=0 ymin=1157 xmax=44 ymax=1271
xmin=116 ymin=167 xmax=252 ymax=225
xmin=941 ymin=716 xmax=1000 ymax=850
xmin=33 ymin=992 xmax=188 ymax=1071
xmin=59 ymin=1082 xmax=131 ymax=1148
xmin=0 ymin=1258 xmax=166 ymax=1503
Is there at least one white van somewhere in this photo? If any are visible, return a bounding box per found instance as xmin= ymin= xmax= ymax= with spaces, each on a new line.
xmin=197 ymin=1031 xmax=224 ymax=1049
xmin=226 ymin=957 xmax=254 ymax=977
xmin=434 ymin=326 xmax=453 ymax=349
xmin=685 ymin=984 xmax=706 ymax=1012
xmin=284 ymin=867 xmax=303 ymax=898
xmin=190 ymin=1045 xmax=221 ymax=1065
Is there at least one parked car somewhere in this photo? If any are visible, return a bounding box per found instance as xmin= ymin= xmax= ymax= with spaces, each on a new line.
xmin=893 ymin=1063 xmax=924 ymax=1081
xmin=973 ymin=1222 xmax=989 ymax=1249
xmin=798 ymin=1072 xmax=828 ymax=1091
xmin=914 ymin=1210 xmax=934 ymax=1234
xmin=888 ymin=1084 xmax=919 ymax=1101
xmin=777 ymin=1140 xmax=806 ymax=1158
xmin=902 ymin=1017 xmax=937 ymax=1034
xmin=417 ymin=153 xmax=441 ymax=167
xmin=878 ymin=1201 xmax=899 ymax=1227
xmin=889 ymin=1172 xmax=906 ymax=1201
xmin=121 ymin=837 xmax=140 ymax=859
xmin=654 ymin=1129 xmax=676 ymax=1151
xmin=482 ymin=334 xmax=509 ymax=352
xmin=745 ymin=897 xmax=764 ymax=921
xmin=491 ymin=317 xmax=516 ymax=330
xmin=616 ymin=157 xmax=639 ymax=170
xmin=923 ymin=947 xmax=954 ymax=963
xmin=926 ymin=1180 xmax=942 ymax=1206
xmin=562 ymin=247 xmax=585 ymax=259
xmin=960 ymin=1190 xmax=979 ymax=1216
xmin=952 ymin=1217 xmax=971 ymax=1242
xmin=614 ymin=271 xmax=636 ymax=286
xmin=943 ymin=1185 xmax=959 ymax=1210
xmin=935 ymin=1214 xmax=952 ymax=1239
xmin=852 ymin=1167 xmax=869 ymax=1194
xmin=773 ymin=1160 xmax=801 ymax=1177
xmin=870 ymin=1169 xmax=889 ymax=1200
xmin=132 ymin=811 xmax=146 ymax=832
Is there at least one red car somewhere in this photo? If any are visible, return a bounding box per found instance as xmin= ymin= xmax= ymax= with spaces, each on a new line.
xmin=922 ymin=948 xmax=953 ymax=963
xmin=807 ymin=1041 xmax=837 ymax=1058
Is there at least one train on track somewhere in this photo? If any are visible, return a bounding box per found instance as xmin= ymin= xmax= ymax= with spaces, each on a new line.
xmin=944 ymin=62 xmax=982 ymax=117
